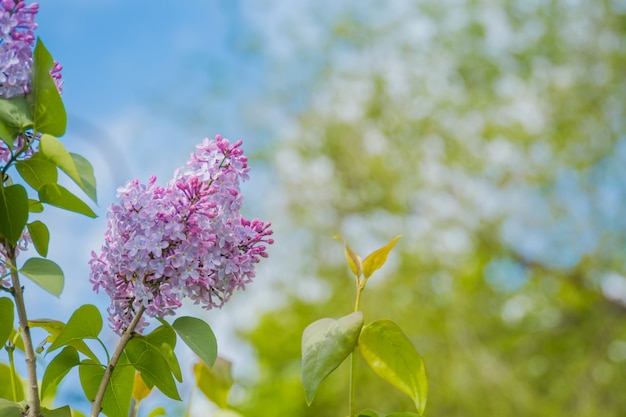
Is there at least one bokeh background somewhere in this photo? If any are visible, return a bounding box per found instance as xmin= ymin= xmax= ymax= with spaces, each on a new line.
xmin=12 ymin=0 xmax=626 ymax=416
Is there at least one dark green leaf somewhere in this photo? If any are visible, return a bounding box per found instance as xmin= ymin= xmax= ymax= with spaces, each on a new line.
xmin=26 ymin=220 xmax=49 ymax=257
xmin=20 ymin=257 xmax=64 ymax=297
xmin=0 ymin=363 xmax=24 ymax=401
xmin=125 ymin=336 xmax=181 ymax=400
xmin=0 ymin=399 xmax=23 ymax=417
xmin=172 ymin=316 xmax=218 ymax=368
xmin=30 ymin=39 xmax=66 ymax=136
xmin=0 ymin=184 xmax=28 ymax=244
xmin=144 ymin=325 xmax=182 ymax=382
xmin=359 ymin=320 xmax=427 ymax=415
xmin=38 ymin=183 xmax=96 ymax=218
xmin=41 ymin=346 xmax=80 ymax=399
xmin=0 ymin=96 xmax=33 ymax=144
xmin=301 ymin=311 xmax=364 ymax=405
xmin=15 ymin=155 xmax=57 ymax=191
xmin=0 ymin=298 xmax=13 ymax=347
xmin=48 ymin=305 xmax=102 ymax=352
xmin=79 ymin=357 xmax=134 ymax=417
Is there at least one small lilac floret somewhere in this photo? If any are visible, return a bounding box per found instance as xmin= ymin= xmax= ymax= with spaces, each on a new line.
xmin=89 ymin=136 xmax=274 ymax=334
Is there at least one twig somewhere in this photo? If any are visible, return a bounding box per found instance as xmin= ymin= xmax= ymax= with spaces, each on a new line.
xmin=90 ymin=305 xmax=146 ymax=417
xmin=6 ymin=240 xmax=42 ymax=417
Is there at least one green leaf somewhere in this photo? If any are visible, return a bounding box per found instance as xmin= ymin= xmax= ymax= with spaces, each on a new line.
xmin=48 ymin=305 xmax=102 ymax=352
xmin=144 ymin=324 xmax=182 ymax=382
xmin=79 ymin=357 xmax=134 ymax=417
xmin=38 ymin=135 xmax=96 ymax=202
xmin=41 ymin=346 xmax=80 ymax=399
xmin=357 ymin=410 xmax=423 ymax=417
xmin=146 ymin=407 xmax=167 ymax=417
xmin=26 ymin=220 xmax=50 ymax=257
xmin=71 ymin=410 xmax=86 ymax=417
xmin=362 ymin=236 xmax=401 ymax=279
xmin=30 ymin=39 xmax=66 ymax=136
xmin=0 ymin=363 xmax=24 ymax=401
xmin=0 ymin=399 xmax=23 ymax=417
xmin=42 ymin=405 xmax=72 ymax=417
xmin=0 ymin=96 xmax=33 ymax=144
xmin=70 ymin=153 xmax=97 ymax=203
xmin=301 ymin=311 xmax=364 ymax=405
xmin=38 ymin=183 xmax=96 ymax=218
xmin=30 ymin=319 xmax=99 ymax=363
xmin=0 ymin=184 xmax=28 ymax=245
xmin=212 ymin=411 xmax=246 ymax=417
xmin=28 ymin=199 xmax=43 ymax=213
xmin=15 ymin=155 xmax=58 ymax=190
xmin=334 ymin=235 xmax=362 ymax=277
xmin=194 ymin=357 xmax=234 ymax=409
xmin=359 ymin=320 xmax=427 ymax=415
xmin=125 ymin=336 xmax=181 ymax=400
xmin=172 ymin=316 xmax=218 ymax=368
xmin=19 ymin=257 xmax=64 ymax=297
xmin=0 ymin=298 xmax=14 ymax=347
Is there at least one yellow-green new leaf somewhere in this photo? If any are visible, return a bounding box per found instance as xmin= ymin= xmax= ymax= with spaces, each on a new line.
xmin=359 ymin=320 xmax=427 ymax=415
xmin=334 ymin=235 xmax=362 ymax=277
xmin=194 ymin=357 xmax=234 ymax=409
xmin=362 ymin=236 xmax=401 ymax=279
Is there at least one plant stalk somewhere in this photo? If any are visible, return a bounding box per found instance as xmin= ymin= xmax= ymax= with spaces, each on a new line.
xmin=7 ymin=242 xmax=42 ymax=417
xmin=90 ymin=305 xmax=145 ymax=417
xmin=349 ymin=278 xmax=365 ymax=417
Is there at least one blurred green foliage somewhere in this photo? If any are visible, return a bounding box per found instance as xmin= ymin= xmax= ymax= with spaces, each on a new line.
xmin=231 ymin=1 xmax=626 ymax=416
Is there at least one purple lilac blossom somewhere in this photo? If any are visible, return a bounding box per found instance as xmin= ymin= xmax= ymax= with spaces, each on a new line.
xmin=0 ymin=0 xmax=38 ymax=98
xmin=89 ymin=136 xmax=274 ymax=334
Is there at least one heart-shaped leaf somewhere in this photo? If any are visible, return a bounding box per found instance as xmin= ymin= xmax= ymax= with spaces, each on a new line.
xmin=301 ymin=311 xmax=363 ymax=405
xmin=20 ymin=257 xmax=64 ymax=297
xmin=359 ymin=320 xmax=427 ymax=415
xmin=172 ymin=316 xmax=217 ymax=368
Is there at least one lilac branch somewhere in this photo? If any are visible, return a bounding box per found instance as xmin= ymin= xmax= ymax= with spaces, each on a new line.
xmin=5 ymin=239 xmax=42 ymax=417
xmin=90 ymin=305 xmax=145 ymax=417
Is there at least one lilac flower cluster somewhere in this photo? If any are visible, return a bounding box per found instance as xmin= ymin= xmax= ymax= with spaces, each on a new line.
xmin=89 ymin=136 xmax=274 ymax=334
xmin=0 ymin=0 xmax=39 ymax=98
